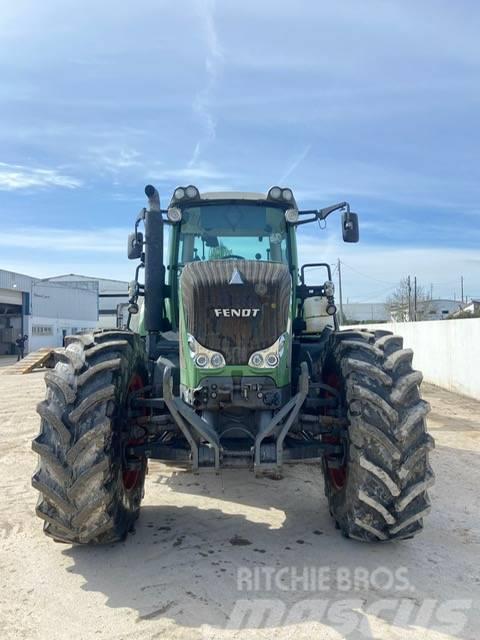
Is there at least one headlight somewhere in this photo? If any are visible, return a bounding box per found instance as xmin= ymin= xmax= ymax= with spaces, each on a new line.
xmin=167 ymin=207 xmax=182 ymax=222
xmin=195 ymin=354 xmax=209 ymax=368
xmin=282 ymin=188 xmax=293 ymax=201
xmin=250 ymin=353 xmax=264 ymax=368
xmin=210 ymin=353 xmax=225 ymax=368
xmin=187 ymin=334 xmax=225 ymax=369
xmin=248 ymin=333 xmax=287 ymax=369
xmin=285 ymin=208 xmax=299 ymax=223
xmin=266 ymin=353 xmax=279 ymax=367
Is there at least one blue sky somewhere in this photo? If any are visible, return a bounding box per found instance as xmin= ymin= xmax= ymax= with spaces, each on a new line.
xmin=0 ymin=0 xmax=479 ymax=302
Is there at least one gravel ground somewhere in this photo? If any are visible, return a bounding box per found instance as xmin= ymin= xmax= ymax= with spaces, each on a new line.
xmin=0 ymin=371 xmax=479 ymax=640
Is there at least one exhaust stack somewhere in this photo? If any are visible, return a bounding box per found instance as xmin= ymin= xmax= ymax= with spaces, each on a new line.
xmin=144 ymin=184 xmax=165 ymax=336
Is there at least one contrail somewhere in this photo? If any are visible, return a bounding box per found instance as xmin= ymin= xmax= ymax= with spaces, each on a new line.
xmin=279 ymin=144 xmax=312 ymax=184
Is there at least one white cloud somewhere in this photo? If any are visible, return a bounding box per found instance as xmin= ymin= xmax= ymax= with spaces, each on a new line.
xmin=86 ymin=146 xmax=142 ymax=173
xmin=0 ymin=162 xmax=82 ymax=191
xmin=0 ymin=226 xmax=128 ymax=252
xmin=148 ymin=161 xmax=230 ymax=183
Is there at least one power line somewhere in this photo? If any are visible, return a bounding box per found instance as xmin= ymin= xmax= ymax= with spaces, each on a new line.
xmin=339 ymin=261 xmax=398 ymax=285
xmin=345 ymin=284 xmax=398 ymax=303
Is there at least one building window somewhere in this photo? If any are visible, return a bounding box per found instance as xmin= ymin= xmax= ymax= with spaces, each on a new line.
xmin=32 ymin=325 xmax=53 ymax=336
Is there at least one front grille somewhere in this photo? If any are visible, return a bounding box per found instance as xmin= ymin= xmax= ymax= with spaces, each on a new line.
xmin=181 ymin=260 xmax=291 ymax=364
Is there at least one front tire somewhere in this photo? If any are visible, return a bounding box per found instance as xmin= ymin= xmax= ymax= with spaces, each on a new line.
xmin=32 ymin=330 xmax=148 ymax=544
xmin=321 ymin=330 xmax=435 ymax=541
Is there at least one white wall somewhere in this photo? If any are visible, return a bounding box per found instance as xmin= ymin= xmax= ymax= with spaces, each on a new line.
xmin=32 ymin=281 xmax=98 ymax=321
xmin=343 ymin=302 xmax=389 ymax=322
xmin=27 ymin=316 xmax=98 ymax=352
xmin=345 ymin=319 xmax=480 ymax=400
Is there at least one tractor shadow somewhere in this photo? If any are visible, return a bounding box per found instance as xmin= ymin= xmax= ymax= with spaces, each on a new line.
xmin=63 ymin=461 xmax=478 ymax=639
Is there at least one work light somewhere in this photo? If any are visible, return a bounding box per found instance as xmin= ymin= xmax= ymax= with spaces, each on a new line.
xmin=285 ymin=208 xmax=299 ymax=223
xmin=268 ymin=186 xmax=282 ymax=199
xmin=174 ymin=187 xmax=185 ymax=200
xmin=167 ymin=207 xmax=182 ymax=223
xmin=185 ymin=185 xmax=199 ymax=199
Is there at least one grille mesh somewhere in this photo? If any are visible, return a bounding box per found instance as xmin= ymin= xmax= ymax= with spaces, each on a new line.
xmin=181 ymin=260 xmax=291 ymax=364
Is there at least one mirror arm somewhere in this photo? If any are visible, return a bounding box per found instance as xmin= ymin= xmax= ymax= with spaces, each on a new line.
xmin=134 ymin=208 xmax=146 ymax=242
xmin=295 ymin=202 xmax=350 ymax=225
xmin=317 ymin=201 xmax=350 ymax=221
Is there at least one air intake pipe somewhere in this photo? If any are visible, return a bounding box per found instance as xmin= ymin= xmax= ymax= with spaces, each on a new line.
xmin=144 ymin=184 xmax=165 ymax=334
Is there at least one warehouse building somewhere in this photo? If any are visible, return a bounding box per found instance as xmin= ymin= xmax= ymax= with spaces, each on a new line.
xmin=44 ymin=274 xmax=129 ymax=329
xmin=0 ymin=269 xmax=98 ymax=355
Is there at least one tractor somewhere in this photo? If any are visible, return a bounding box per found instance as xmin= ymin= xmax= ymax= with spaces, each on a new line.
xmin=32 ymin=184 xmax=434 ymax=544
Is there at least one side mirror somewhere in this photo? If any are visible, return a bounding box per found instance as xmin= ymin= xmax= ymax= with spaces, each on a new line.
xmin=128 ymin=231 xmax=143 ymax=259
xmin=342 ymin=211 xmax=359 ymax=243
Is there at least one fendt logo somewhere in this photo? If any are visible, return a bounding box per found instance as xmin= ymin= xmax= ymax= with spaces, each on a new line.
xmin=214 ymin=308 xmax=260 ymax=318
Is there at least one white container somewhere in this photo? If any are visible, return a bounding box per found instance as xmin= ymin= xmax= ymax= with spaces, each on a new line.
xmin=304 ymin=296 xmax=334 ymax=333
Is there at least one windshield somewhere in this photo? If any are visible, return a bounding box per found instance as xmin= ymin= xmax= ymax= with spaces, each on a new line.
xmin=178 ymin=202 xmax=289 ymax=264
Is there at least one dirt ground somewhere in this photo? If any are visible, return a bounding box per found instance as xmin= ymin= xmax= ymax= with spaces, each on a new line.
xmin=0 ymin=371 xmax=479 ymax=640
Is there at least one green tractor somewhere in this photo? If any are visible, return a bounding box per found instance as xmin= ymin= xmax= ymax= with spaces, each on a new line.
xmin=32 ymin=185 xmax=434 ymax=544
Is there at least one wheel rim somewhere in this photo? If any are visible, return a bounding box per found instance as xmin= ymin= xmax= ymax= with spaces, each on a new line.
xmin=323 ymin=372 xmax=347 ymax=491
xmin=122 ymin=373 xmax=145 ymax=491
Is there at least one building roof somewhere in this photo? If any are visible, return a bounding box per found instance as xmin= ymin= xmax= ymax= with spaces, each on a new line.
xmin=43 ymin=273 xmax=128 ymax=284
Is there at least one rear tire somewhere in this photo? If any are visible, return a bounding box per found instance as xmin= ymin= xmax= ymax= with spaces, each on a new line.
xmin=32 ymin=330 xmax=148 ymax=544
xmin=320 ymin=330 xmax=435 ymax=541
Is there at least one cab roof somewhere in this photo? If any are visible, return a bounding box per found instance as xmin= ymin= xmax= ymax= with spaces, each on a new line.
xmin=200 ymin=191 xmax=267 ymax=200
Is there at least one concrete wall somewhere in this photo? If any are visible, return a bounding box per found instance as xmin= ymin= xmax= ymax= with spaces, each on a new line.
xmin=345 ymin=319 xmax=480 ymax=400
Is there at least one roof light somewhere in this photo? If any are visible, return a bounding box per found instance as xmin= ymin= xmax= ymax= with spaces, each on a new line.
xmin=185 ymin=185 xmax=199 ymax=198
xmin=174 ymin=187 xmax=185 ymax=200
xmin=268 ymin=186 xmax=282 ymax=199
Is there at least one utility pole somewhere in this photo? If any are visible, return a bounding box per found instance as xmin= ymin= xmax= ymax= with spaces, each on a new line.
xmin=407 ymin=275 xmax=412 ymax=322
xmin=337 ymin=258 xmax=344 ymax=324
xmin=430 ymin=283 xmax=433 ymax=300
xmin=461 ymin=276 xmax=464 ymax=304
xmin=414 ymin=276 xmax=417 ymax=322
